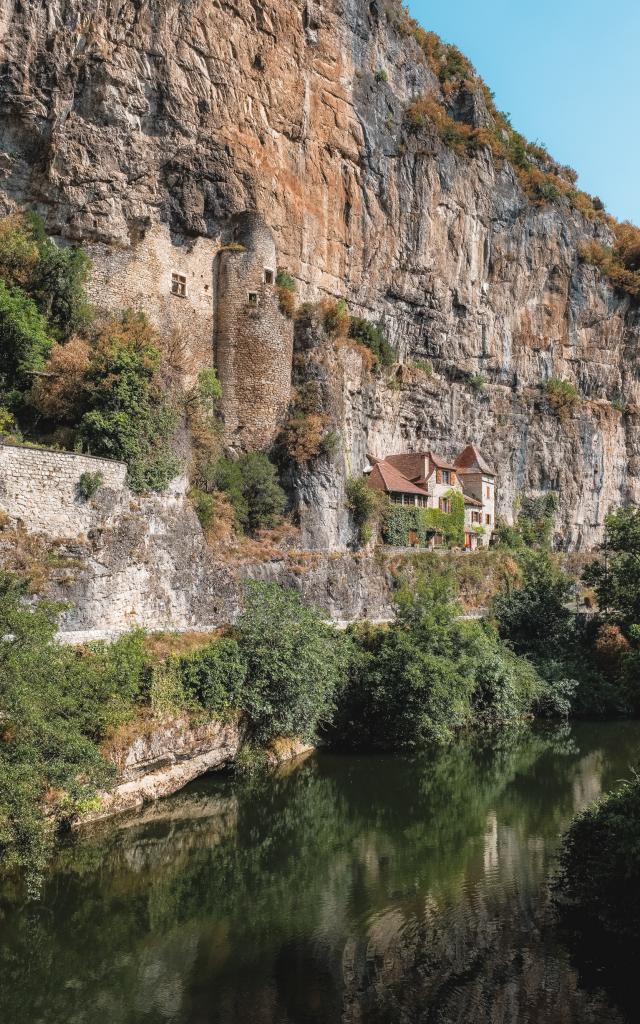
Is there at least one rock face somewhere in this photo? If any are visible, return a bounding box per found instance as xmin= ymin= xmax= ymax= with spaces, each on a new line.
xmin=1 ymin=0 xmax=638 ymax=552
xmin=83 ymin=716 xmax=244 ymax=823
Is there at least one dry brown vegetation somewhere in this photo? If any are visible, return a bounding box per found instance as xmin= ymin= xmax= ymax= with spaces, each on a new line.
xmin=579 ymin=221 xmax=640 ymax=299
xmin=280 ymin=412 xmax=328 ymax=464
xmin=277 ymin=285 xmax=296 ymax=318
xmin=394 ymin=3 xmax=609 ymax=223
xmin=544 ymin=378 xmax=581 ymax=419
xmin=143 ymin=630 xmax=223 ymax=662
xmin=594 ymin=623 xmax=631 ymax=676
xmin=205 ymin=521 xmax=300 ymax=564
xmin=0 ymin=520 xmax=85 ymax=594
xmin=391 ymin=3 xmax=640 ymax=302
xmin=379 ymin=547 xmax=520 ymax=612
xmin=31 ymin=336 xmax=91 ymax=422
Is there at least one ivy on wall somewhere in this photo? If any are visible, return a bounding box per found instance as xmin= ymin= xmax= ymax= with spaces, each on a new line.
xmin=382 ymin=490 xmax=465 ymax=548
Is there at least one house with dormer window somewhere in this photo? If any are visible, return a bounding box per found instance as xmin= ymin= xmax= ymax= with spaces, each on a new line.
xmin=366 ymin=444 xmax=496 ymax=549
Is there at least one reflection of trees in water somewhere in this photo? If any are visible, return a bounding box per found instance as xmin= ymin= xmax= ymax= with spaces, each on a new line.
xmin=0 ymin=723 xmax=638 ymax=1024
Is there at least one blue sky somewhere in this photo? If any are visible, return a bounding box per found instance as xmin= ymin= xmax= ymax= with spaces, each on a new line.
xmin=406 ymin=0 xmax=640 ymax=224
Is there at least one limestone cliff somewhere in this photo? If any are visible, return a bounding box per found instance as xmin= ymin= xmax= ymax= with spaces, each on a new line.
xmin=1 ymin=0 xmax=638 ymax=551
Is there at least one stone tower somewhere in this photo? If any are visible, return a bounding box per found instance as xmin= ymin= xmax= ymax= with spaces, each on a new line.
xmin=214 ymin=212 xmax=293 ymax=451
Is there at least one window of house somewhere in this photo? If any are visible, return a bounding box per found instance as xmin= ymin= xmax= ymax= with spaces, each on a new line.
xmin=486 ymin=514 xmax=492 ymax=525
xmin=248 ymin=292 xmax=258 ymax=305
xmin=441 ymin=470 xmax=451 ymax=485
xmin=439 ymin=497 xmax=451 ymax=514
xmin=486 ymin=484 xmax=491 ymax=498
xmin=264 ymin=268 xmax=275 ymax=285
xmin=472 ymin=511 xmax=481 ymax=524
xmin=171 ymin=272 xmax=187 ymax=297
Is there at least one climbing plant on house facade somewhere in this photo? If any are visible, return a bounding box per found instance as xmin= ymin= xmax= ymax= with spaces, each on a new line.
xmin=383 ymin=490 xmax=465 ymax=547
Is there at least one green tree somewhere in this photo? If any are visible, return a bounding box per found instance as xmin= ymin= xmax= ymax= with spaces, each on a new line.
xmin=0 ymin=212 xmax=92 ymax=341
xmin=332 ymin=570 xmax=547 ymax=750
xmin=583 ymin=506 xmax=640 ymax=632
xmin=239 ymin=452 xmax=286 ymax=533
xmin=175 ymin=637 xmax=247 ymax=716
xmin=0 ymin=574 xmax=149 ymax=889
xmin=79 ymin=312 xmax=179 ymax=492
xmin=29 ymin=238 xmax=92 ymax=340
xmin=237 ymin=582 xmax=348 ymax=743
xmin=493 ymin=550 xmax=573 ymax=657
xmin=0 ymin=281 xmax=52 ymax=395
xmin=210 ymin=453 xmax=285 ymax=534
xmin=555 ymin=772 xmax=640 ymax=945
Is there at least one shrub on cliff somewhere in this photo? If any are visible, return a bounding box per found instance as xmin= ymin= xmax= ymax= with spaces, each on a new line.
xmin=77 ymin=312 xmax=180 ymax=492
xmin=210 ymin=453 xmax=286 ymax=534
xmin=579 ymin=222 xmax=640 ymax=300
xmin=237 ymin=582 xmax=348 ymax=743
xmin=174 ymin=637 xmax=247 ymax=717
xmin=544 ymin=377 xmax=580 ymax=417
xmin=495 ymin=493 xmax=558 ymax=551
xmin=346 ymin=476 xmax=382 ymax=545
xmin=276 ymin=268 xmax=296 ymax=318
xmin=0 ymin=212 xmax=92 ymax=340
xmin=0 ymin=281 xmax=52 ymax=399
xmin=348 ymin=316 xmax=395 ymax=368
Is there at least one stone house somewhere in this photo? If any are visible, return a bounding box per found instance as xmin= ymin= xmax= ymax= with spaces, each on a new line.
xmin=366 ymin=444 xmax=496 ymax=549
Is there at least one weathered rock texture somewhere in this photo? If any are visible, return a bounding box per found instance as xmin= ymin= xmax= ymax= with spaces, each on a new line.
xmin=0 ymin=444 xmax=393 ymax=635
xmin=83 ymin=716 xmax=243 ymax=823
xmin=1 ymin=0 xmax=638 ymax=554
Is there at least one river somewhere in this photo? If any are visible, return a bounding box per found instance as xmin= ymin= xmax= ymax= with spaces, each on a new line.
xmin=1 ymin=721 xmax=639 ymax=1024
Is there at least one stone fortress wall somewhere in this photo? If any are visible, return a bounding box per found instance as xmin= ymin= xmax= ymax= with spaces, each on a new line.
xmin=84 ymin=213 xmax=293 ymax=448
xmin=214 ymin=212 xmax=294 ymax=451
xmin=0 ymin=443 xmax=128 ymax=538
xmin=84 ymin=223 xmax=220 ymax=383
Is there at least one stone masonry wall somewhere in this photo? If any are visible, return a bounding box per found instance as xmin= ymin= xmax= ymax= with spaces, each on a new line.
xmin=0 ymin=444 xmax=128 ymax=538
xmin=85 ymin=223 xmax=219 ymax=383
xmin=215 ymin=213 xmax=293 ymax=451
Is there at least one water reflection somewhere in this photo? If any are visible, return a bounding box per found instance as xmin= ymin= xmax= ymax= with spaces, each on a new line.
xmin=1 ymin=722 xmax=639 ymax=1024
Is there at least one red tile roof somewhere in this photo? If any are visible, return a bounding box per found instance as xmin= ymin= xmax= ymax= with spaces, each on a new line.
xmin=367 ymin=460 xmax=429 ymax=496
xmin=429 ymin=452 xmax=458 ymax=471
xmin=367 ymin=443 xmax=495 ymax=498
xmin=385 ymin=450 xmax=458 ymax=475
xmin=384 ymin=453 xmax=426 ymax=482
xmin=455 ymin=444 xmax=495 ymax=476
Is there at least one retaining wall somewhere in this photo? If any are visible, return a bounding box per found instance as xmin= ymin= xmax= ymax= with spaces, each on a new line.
xmin=0 ymin=444 xmax=128 ymax=538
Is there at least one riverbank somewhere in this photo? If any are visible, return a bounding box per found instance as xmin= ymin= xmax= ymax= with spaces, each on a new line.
xmin=0 ymin=564 xmax=561 ymax=886
xmin=3 ymin=511 xmax=640 ymax=887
